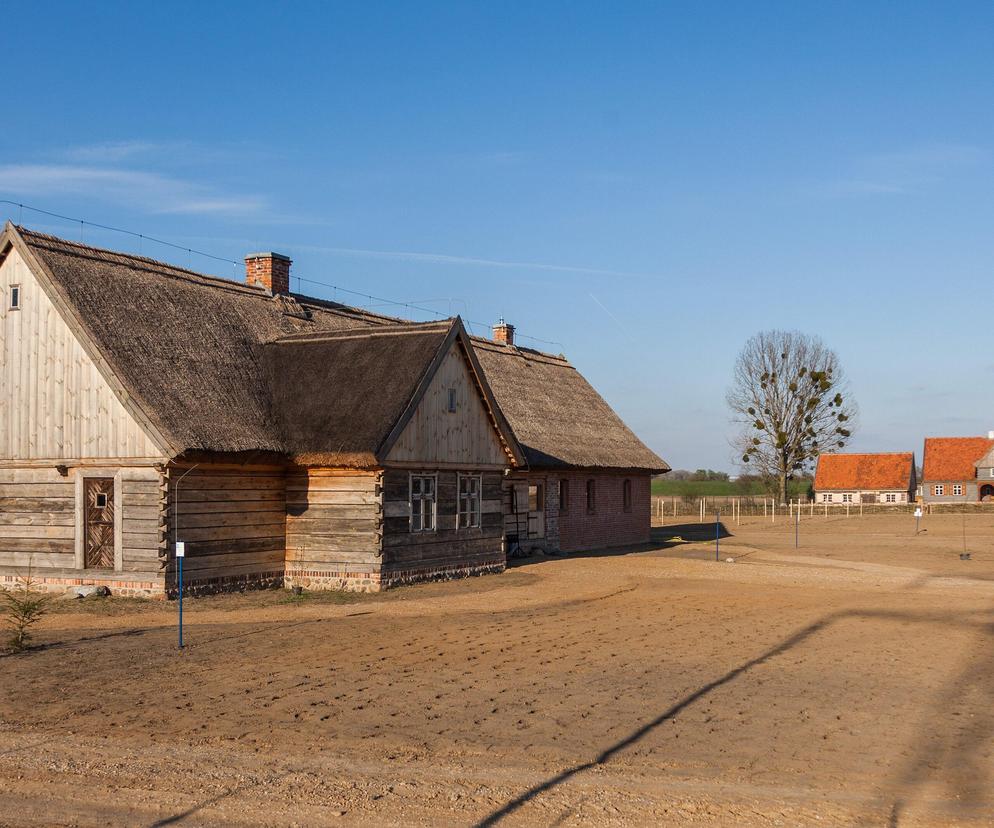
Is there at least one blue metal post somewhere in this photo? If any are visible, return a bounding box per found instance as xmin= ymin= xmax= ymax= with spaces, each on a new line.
xmin=178 ymin=554 xmax=184 ymax=649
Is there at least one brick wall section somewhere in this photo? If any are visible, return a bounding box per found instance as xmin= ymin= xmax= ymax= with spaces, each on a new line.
xmin=556 ymin=471 xmax=652 ymax=552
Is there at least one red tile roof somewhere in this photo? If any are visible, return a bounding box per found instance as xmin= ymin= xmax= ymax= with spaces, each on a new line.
xmin=922 ymin=437 xmax=994 ymax=481
xmin=814 ymin=452 xmax=914 ymax=491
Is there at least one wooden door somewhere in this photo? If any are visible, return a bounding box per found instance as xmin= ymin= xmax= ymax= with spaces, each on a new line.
xmin=84 ymin=478 xmax=115 ymax=569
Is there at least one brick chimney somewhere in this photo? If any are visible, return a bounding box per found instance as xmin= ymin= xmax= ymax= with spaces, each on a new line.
xmin=245 ymin=252 xmax=291 ymax=295
xmin=493 ymin=317 xmax=515 ymax=347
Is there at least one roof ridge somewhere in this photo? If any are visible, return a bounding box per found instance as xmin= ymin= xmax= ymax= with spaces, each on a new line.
xmin=470 ymin=334 xmax=570 ymax=365
xmin=273 ymin=320 xmax=454 ymax=345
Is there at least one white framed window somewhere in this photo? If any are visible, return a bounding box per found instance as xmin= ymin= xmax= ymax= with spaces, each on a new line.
xmin=885 ymin=493 xmax=896 ymax=503
xmin=822 ymin=493 xmax=832 ymax=503
xmin=934 ymin=485 xmax=944 ymax=496
xmin=989 ymin=468 xmax=994 ymax=478
xmin=842 ymin=493 xmax=853 ymax=503
xmin=410 ymin=474 xmax=437 ymax=532
xmin=457 ymin=473 xmax=481 ymax=529
xmin=9 ymin=284 xmax=20 ymax=310
xmin=953 ymin=484 xmax=963 ymax=496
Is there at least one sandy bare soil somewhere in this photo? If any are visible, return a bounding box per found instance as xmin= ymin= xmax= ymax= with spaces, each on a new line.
xmin=2 ymin=513 xmax=994 ymax=827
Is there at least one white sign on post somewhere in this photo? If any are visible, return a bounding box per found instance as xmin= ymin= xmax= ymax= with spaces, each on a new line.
xmin=914 ymin=508 xmax=922 ymax=519
xmin=176 ymin=541 xmax=186 ymax=558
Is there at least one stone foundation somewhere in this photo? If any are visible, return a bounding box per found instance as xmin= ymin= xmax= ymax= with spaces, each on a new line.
xmin=0 ymin=572 xmax=165 ymax=599
xmin=168 ymin=569 xmax=285 ymax=599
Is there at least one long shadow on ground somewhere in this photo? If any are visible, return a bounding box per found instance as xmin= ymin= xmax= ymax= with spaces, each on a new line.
xmin=474 ymin=606 xmax=994 ymax=827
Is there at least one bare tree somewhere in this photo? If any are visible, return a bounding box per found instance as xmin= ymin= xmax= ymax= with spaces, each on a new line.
xmin=727 ymin=330 xmax=857 ymax=504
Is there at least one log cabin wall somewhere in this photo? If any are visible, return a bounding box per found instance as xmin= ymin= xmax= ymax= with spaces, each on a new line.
xmin=284 ymin=468 xmax=384 ymax=591
xmin=164 ymin=464 xmax=287 ymax=597
xmin=0 ymin=464 xmax=166 ymax=596
xmin=380 ymin=468 xmax=505 ymax=585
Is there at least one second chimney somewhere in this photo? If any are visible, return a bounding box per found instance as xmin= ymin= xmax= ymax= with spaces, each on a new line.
xmin=493 ymin=318 xmax=515 ymax=347
xmin=245 ymin=252 xmax=292 ymax=295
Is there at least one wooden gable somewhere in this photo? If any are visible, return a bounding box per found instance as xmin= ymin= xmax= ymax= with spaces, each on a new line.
xmin=0 ymin=244 xmax=165 ymax=462
xmin=385 ymin=337 xmax=510 ymax=468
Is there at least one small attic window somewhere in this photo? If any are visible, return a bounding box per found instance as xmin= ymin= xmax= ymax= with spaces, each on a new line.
xmin=447 ymin=388 xmax=457 ymax=413
xmin=9 ymin=285 xmax=20 ymax=310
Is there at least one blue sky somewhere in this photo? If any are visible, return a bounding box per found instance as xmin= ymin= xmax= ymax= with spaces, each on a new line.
xmin=3 ymin=2 xmax=994 ymax=471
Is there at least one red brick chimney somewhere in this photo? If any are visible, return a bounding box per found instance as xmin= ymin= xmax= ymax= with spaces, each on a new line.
xmin=245 ymin=252 xmax=291 ymax=295
xmin=493 ymin=317 xmax=515 ymax=347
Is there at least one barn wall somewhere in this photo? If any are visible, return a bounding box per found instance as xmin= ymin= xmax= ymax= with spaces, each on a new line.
xmin=284 ymin=468 xmax=383 ymax=591
xmin=164 ymin=464 xmax=286 ymax=596
xmin=0 ymin=247 xmax=164 ymax=462
xmin=385 ymin=341 xmax=508 ymax=468
xmin=381 ymin=467 xmax=504 ymax=585
xmin=0 ymin=464 xmax=165 ymax=596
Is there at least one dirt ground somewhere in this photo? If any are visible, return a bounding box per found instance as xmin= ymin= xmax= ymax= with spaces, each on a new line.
xmin=2 ymin=513 xmax=994 ymax=827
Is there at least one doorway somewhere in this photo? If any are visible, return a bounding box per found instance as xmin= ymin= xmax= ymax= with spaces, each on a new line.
xmin=84 ymin=478 xmax=115 ymax=569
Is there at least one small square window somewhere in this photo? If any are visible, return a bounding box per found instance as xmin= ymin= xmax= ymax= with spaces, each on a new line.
xmin=934 ymin=485 xmax=944 ymax=496
xmin=842 ymin=493 xmax=853 ymax=503
xmin=9 ymin=285 xmax=20 ymax=310
xmin=95 ymin=493 xmax=108 ymax=508
xmin=953 ymin=484 xmax=963 ymax=496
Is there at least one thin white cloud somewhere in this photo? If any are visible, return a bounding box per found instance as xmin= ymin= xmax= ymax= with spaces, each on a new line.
xmin=807 ymin=143 xmax=988 ymax=199
xmin=295 ymin=242 xmax=650 ymax=279
xmin=0 ymin=163 xmax=266 ymax=216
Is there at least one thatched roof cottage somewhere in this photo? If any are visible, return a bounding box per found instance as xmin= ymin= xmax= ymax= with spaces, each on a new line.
xmin=0 ymin=223 xmax=666 ymax=596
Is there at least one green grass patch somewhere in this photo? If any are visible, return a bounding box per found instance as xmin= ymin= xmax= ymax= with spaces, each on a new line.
xmin=652 ymin=478 xmax=812 ymax=497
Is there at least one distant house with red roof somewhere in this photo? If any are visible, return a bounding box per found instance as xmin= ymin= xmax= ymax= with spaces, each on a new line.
xmin=922 ymin=435 xmax=994 ymax=503
xmin=813 ymin=452 xmax=916 ymax=505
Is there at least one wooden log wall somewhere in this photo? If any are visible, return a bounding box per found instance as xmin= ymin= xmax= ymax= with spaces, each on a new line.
xmin=0 ymin=467 xmax=75 ymax=568
xmin=0 ymin=465 xmax=164 ymax=580
xmin=165 ymin=464 xmax=287 ymax=593
xmin=285 ymin=469 xmax=382 ymax=576
xmin=381 ymin=468 xmax=504 ymax=575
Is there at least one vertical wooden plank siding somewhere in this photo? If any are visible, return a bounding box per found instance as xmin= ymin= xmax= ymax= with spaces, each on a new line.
xmin=0 ymin=247 xmax=163 ymax=461
xmin=385 ymin=344 xmax=509 ymax=467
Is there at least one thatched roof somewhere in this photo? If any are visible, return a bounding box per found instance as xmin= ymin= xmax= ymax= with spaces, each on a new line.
xmin=5 ymin=224 xmax=666 ymax=472
xmin=472 ymin=338 xmax=669 ymax=472
xmin=264 ymin=323 xmax=459 ymax=467
xmin=5 ymin=225 xmax=515 ymax=466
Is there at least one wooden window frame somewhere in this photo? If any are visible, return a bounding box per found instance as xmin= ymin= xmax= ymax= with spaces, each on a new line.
xmin=559 ymin=479 xmax=569 ymax=513
xmin=446 ymin=387 xmax=457 ymax=413
xmin=622 ymin=479 xmax=633 ymax=513
xmin=528 ymin=483 xmax=544 ymax=513
xmin=586 ymin=479 xmax=596 ymax=514
xmin=409 ymin=473 xmax=438 ymax=533
xmin=457 ymin=473 xmax=482 ymax=530
xmin=9 ymin=284 xmax=20 ymax=311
